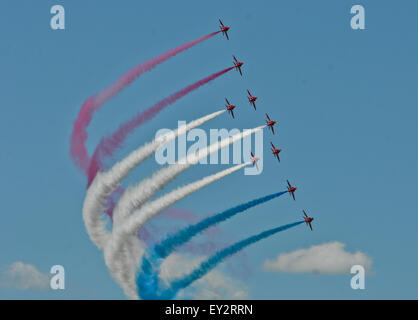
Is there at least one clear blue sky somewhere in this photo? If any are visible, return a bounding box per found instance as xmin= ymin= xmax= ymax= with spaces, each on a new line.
xmin=0 ymin=0 xmax=417 ymax=299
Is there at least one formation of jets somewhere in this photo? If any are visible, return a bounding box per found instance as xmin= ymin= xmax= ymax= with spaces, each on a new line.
xmin=225 ymin=90 xmax=259 ymax=118
xmin=218 ymin=19 xmax=315 ymax=231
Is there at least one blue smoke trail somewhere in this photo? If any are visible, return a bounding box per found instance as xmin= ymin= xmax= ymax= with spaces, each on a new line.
xmin=166 ymin=221 xmax=304 ymax=296
xmin=153 ymin=190 xmax=288 ymax=260
xmin=137 ymin=220 xmax=304 ymax=299
xmin=136 ymin=190 xmax=287 ymax=299
xmin=136 ymin=253 xmax=171 ymax=299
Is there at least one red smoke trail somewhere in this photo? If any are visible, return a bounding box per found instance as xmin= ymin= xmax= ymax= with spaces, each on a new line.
xmin=70 ymin=31 xmax=220 ymax=174
xmin=87 ymin=66 xmax=234 ymax=186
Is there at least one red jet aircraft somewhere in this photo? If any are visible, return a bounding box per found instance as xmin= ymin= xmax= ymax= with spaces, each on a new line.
xmin=225 ymin=98 xmax=236 ymax=118
xmin=265 ymin=113 xmax=277 ymax=134
xmin=219 ymin=19 xmax=230 ymax=40
xmin=233 ymin=55 xmax=244 ymax=76
xmin=247 ymin=89 xmax=258 ymax=110
xmin=250 ymin=152 xmax=260 ymax=170
xmin=270 ymin=142 xmax=282 ymax=162
xmin=287 ymin=179 xmax=297 ymax=200
xmin=303 ymin=210 xmax=314 ymax=231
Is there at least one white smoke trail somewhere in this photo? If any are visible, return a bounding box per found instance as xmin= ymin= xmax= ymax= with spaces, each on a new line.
xmin=106 ymin=126 xmax=265 ymax=298
xmin=113 ymin=125 xmax=266 ymax=227
xmin=82 ymin=109 xmax=226 ymax=250
xmin=105 ymin=162 xmax=250 ymax=299
xmin=131 ymin=162 xmax=250 ymax=234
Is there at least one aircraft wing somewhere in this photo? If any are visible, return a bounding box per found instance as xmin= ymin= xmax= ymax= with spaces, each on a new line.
xmin=231 ymin=110 xmax=234 ymax=118
xmin=309 ymin=223 xmax=313 ymax=231
xmin=233 ymin=55 xmax=238 ymax=62
xmin=239 ymin=67 xmax=242 ymax=76
xmin=277 ymin=154 xmax=280 ymax=162
xmin=287 ymin=180 xmax=291 ymax=188
xmin=292 ymin=192 xmax=295 ymax=201
xmin=271 ymin=126 xmax=275 ymax=134
xmin=252 ymin=102 xmax=256 ymax=110
xmin=225 ymin=32 xmax=229 ymax=40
